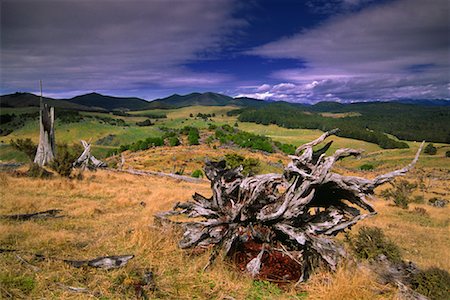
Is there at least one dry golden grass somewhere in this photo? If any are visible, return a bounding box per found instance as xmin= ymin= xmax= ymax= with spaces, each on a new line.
xmin=304 ymin=263 xmax=396 ymax=300
xmin=0 ymin=159 xmax=448 ymax=298
xmin=120 ymin=144 xmax=289 ymax=175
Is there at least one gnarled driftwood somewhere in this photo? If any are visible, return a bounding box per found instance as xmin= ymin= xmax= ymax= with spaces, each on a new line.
xmin=73 ymin=140 xmax=107 ymax=170
xmin=157 ymin=129 xmax=424 ymax=282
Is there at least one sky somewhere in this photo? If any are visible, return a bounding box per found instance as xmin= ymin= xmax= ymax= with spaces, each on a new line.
xmin=1 ymin=0 xmax=449 ymax=103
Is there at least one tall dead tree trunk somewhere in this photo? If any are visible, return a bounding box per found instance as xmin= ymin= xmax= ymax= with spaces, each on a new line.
xmin=34 ymin=81 xmax=55 ymax=166
xmin=156 ymin=129 xmax=424 ymax=282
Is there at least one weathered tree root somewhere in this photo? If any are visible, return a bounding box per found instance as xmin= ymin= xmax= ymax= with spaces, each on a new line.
xmin=157 ymin=129 xmax=424 ymax=281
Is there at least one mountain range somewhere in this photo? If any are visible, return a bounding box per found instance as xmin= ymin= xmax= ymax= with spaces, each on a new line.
xmin=1 ymin=91 xmax=448 ymax=112
xmin=0 ymin=91 xmax=268 ymax=111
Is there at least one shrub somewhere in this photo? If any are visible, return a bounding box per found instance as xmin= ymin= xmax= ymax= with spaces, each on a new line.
xmin=411 ymin=195 xmax=424 ymax=204
xmin=10 ymin=138 xmax=37 ymax=161
xmin=27 ymin=163 xmax=52 ymax=178
xmin=380 ymin=179 xmax=417 ymax=209
xmin=346 ymin=226 xmax=402 ymax=263
xmin=49 ymin=143 xmax=83 ymax=177
xmin=446 ymin=150 xmax=450 ymax=158
xmin=136 ymin=113 xmax=166 ymax=119
xmin=424 ymin=143 xmax=437 ymax=155
xmin=410 ymin=267 xmax=450 ymax=300
xmin=56 ymin=110 xmax=83 ymax=123
xmin=274 ymin=141 xmax=296 ymax=155
xmin=412 ymin=207 xmax=428 ymax=216
xmin=188 ymin=127 xmax=200 ymax=145
xmin=247 ymin=280 xmax=282 ymax=300
xmin=173 ymin=165 xmax=185 ymax=175
xmin=126 ymin=137 xmax=164 ymax=152
xmin=167 ymin=136 xmax=180 ymax=146
xmin=224 ymin=153 xmax=261 ymax=176
xmin=136 ymin=119 xmax=153 ymax=126
xmin=428 ymin=197 xmax=449 ymax=208
xmin=221 ymin=124 xmax=234 ymax=133
xmin=0 ymin=274 xmax=36 ymax=295
xmin=359 ymin=163 xmax=374 ymax=171
xmin=191 ymin=169 xmax=203 ymax=178
xmin=0 ymin=113 xmax=16 ymax=124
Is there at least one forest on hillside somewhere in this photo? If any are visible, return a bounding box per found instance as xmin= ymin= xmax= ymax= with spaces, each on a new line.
xmin=232 ymin=102 xmax=450 ymax=148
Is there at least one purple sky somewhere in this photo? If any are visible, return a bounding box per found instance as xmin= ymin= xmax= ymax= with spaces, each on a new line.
xmin=1 ymin=0 xmax=449 ymax=103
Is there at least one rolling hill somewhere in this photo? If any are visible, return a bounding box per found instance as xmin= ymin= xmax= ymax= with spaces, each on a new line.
xmin=0 ymin=92 xmax=95 ymax=111
xmin=1 ymin=91 xmax=268 ymax=111
xmin=67 ymin=92 xmax=153 ymax=111
xmin=148 ymin=92 xmax=268 ymax=108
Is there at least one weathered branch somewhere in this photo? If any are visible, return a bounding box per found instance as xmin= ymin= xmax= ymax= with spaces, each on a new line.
xmin=111 ymin=167 xmax=204 ymax=183
xmin=73 ymin=140 xmax=107 ymax=170
xmin=64 ymin=255 xmax=134 ymax=269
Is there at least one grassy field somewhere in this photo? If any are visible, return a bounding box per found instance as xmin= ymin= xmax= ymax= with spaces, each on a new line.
xmin=1 ymin=105 xmax=449 ymax=298
xmin=0 ymin=162 xmax=448 ymax=299
xmin=2 ymin=105 xmax=449 ymax=171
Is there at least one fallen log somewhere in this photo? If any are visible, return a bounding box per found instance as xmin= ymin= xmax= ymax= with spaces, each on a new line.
xmin=64 ymin=255 xmax=134 ymax=270
xmin=110 ymin=167 xmax=205 ymax=184
xmin=157 ymin=129 xmax=424 ymax=281
xmin=0 ymin=209 xmax=63 ymax=221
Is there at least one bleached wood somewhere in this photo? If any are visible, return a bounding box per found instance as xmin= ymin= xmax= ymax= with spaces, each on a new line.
xmin=73 ymin=140 xmax=107 ymax=170
xmin=34 ymin=81 xmax=55 ymax=166
xmin=157 ymin=129 xmax=423 ymax=280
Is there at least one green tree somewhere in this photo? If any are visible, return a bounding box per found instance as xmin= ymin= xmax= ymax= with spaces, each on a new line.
xmin=188 ymin=127 xmax=200 ymax=145
xmin=10 ymin=138 xmax=37 ymax=161
xmin=224 ymin=153 xmax=261 ymax=176
xmin=424 ymin=143 xmax=437 ymax=155
xmin=167 ymin=136 xmax=180 ymax=146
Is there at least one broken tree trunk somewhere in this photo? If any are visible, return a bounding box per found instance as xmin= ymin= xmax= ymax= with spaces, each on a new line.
xmin=157 ymin=129 xmax=424 ymax=282
xmin=73 ymin=140 xmax=107 ymax=170
xmin=34 ymin=81 xmax=55 ymax=166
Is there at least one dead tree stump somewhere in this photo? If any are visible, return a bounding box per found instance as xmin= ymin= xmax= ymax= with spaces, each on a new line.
xmin=34 ymin=83 xmax=55 ymax=166
xmin=157 ymin=129 xmax=424 ymax=282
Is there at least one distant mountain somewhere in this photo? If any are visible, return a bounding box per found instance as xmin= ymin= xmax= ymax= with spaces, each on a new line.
xmin=391 ymin=99 xmax=450 ymax=106
xmin=67 ymin=92 xmax=151 ymax=111
xmin=3 ymin=91 xmax=448 ymax=112
xmin=231 ymin=97 xmax=272 ymax=107
xmin=150 ymin=92 xmax=269 ymax=108
xmin=2 ymin=91 xmax=261 ymax=111
xmin=0 ymin=92 xmax=95 ymax=110
xmin=308 ymin=101 xmax=346 ymax=112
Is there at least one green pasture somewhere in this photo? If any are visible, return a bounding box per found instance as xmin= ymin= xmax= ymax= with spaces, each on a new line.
xmin=1 ymin=105 xmax=449 ymax=171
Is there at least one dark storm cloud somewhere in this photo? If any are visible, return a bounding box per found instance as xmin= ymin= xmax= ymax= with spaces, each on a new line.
xmin=1 ymin=0 xmax=243 ymax=97
xmin=245 ymin=0 xmax=450 ymax=102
